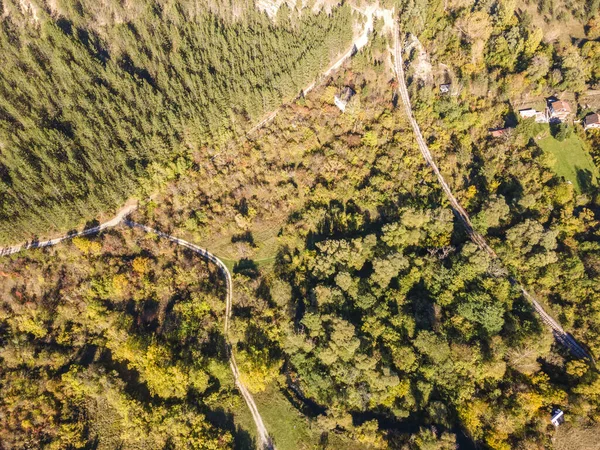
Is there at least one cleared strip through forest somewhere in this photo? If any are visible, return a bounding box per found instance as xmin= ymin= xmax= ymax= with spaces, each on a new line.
xmin=391 ymin=21 xmax=592 ymax=362
xmin=0 ymin=213 xmax=275 ymax=450
xmin=246 ymin=5 xmax=377 ymax=136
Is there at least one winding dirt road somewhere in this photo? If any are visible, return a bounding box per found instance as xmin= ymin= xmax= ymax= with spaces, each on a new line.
xmin=0 ymin=203 xmax=137 ymax=257
xmin=0 ymin=212 xmax=275 ymax=449
xmin=3 ymin=14 xmax=591 ymax=450
xmin=247 ymin=5 xmax=377 ymax=136
xmin=123 ymin=221 xmax=274 ymax=449
xmin=391 ymin=22 xmax=591 ymax=361
xmin=0 ymin=12 xmax=387 ymax=446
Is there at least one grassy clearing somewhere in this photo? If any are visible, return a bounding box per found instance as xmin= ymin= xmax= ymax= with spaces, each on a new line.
xmin=196 ymin=217 xmax=284 ymax=272
xmin=222 ymin=382 xmax=319 ymax=450
xmin=537 ymin=133 xmax=599 ymax=193
xmin=553 ymin=423 xmax=600 ymax=450
xmin=253 ymin=384 xmax=320 ymax=450
xmin=220 ymin=382 xmax=370 ymax=450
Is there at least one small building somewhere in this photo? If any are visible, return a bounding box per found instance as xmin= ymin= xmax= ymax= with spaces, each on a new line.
xmin=551 ymin=409 xmax=565 ymax=427
xmin=584 ymin=113 xmax=600 ymax=130
xmin=548 ymin=100 xmax=572 ymax=122
xmin=440 ymin=84 xmax=451 ymax=94
xmin=334 ymin=87 xmax=356 ymax=113
xmin=519 ymin=108 xmax=537 ymax=119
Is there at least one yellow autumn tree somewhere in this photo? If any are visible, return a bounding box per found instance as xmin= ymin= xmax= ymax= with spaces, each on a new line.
xmin=132 ymin=257 xmax=150 ymax=275
xmin=237 ymin=348 xmax=282 ymax=394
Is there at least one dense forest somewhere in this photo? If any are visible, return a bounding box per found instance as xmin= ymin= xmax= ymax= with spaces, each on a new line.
xmin=0 ymin=0 xmax=353 ymax=243
xmin=128 ymin=2 xmax=600 ymax=447
xmin=4 ymin=0 xmax=600 ymax=449
xmin=0 ymin=227 xmax=239 ymax=448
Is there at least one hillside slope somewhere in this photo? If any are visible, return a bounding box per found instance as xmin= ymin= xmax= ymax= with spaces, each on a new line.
xmin=0 ymin=0 xmax=353 ymax=244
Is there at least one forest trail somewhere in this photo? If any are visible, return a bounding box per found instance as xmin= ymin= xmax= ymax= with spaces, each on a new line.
xmin=0 ymin=202 xmax=137 ymax=256
xmin=0 ymin=212 xmax=275 ymax=449
xmin=391 ymin=21 xmax=592 ymax=362
xmin=247 ymin=4 xmax=377 ymax=135
xmin=123 ymin=221 xmax=275 ymax=450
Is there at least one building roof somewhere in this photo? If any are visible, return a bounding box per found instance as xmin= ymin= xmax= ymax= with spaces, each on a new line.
xmin=550 ymin=100 xmax=571 ymax=113
xmin=519 ymin=108 xmax=537 ymax=117
xmin=340 ymin=86 xmax=355 ymax=102
xmin=490 ymin=128 xmax=508 ymax=137
xmin=551 ymin=409 xmax=564 ymax=426
xmin=334 ymin=87 xmax=355 ymax=112
xmin=585 ymin=113 xmax=600 ymax=126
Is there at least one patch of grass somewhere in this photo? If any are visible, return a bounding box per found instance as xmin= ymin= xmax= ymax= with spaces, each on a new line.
xmin=198 ymin=219 xmax=282 ymax=265
xmin=537 ymin=133 xmax=599 ymax=193
xmin=197 ymin=218 xmax=283 ymax=273
xmin=553 ymin=423 xmax=600 ymax=450
xmin=222 ymin=382 xmax=370 ymax=450
xmin=218 ymin=382 xmax=318 ymax=450
xmin=253 ymin=384 xmax=320 ymax=450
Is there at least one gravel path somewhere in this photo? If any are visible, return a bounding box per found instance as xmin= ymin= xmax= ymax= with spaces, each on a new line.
xmin=391 ymin=21 xmax=591 ymax=362
xmin=1 ymin=212 xmax=275 ymax=449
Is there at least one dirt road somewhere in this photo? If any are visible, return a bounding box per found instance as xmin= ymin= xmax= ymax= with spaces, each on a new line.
xmin=391 ymin=22 xmax=591 ymax=361
xmin=0 ymin=213 xmax=275 ymax=449
xmin=247 ymin=5 xmax=377 ymax=135
xmin=0 ymin=202 xmax=137 ymax=256
xmin=124 ymin=221 xmax=274 ymax=449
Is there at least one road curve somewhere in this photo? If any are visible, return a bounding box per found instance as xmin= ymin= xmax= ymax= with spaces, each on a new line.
xmin=0 ymin=203 xmax=137 ymax=257
xmin=0 ymin=212 xmax=275 ymax=449
xmin=391 ymin=22 xmax=592 ymax=362
xmin=0 ymin=10 xmax=384 ymax=441
xmin=123 ymin=221 xmax=274 ymax=449
xmin=246 ymin=6 xmax=376 ymax=136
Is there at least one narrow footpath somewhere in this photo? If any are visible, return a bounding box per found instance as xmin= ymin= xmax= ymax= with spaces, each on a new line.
xmin=391 ymin=22 xmax=591 ymax=362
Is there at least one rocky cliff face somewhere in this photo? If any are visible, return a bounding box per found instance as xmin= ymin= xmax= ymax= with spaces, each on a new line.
xmin=255 ymin=0 xmax=338 ymax=18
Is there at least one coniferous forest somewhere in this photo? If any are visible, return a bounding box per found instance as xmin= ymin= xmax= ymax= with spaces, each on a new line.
xmin=0 ymin=0 xmax=352 ymax=243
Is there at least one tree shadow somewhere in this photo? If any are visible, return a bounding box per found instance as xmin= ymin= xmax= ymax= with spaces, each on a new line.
xmin=66 ymin=228 xmax=80 ymax=237
xmin=85 ymin=218 xmax=101 ymax=230
xmin=303 ymin=199 xmax=375 ymax=250
xmin=408 ymin=282 xmax=437 ymax=331
xmin=94 ymin=351 xmax=155 ymax=405
xmin=117 ymin=52 xmax=156 ymax=88
xmin=203 ymin=407 xmax=255 ymax=450
xmin=56 ymin=17 xmax=73 ymax=35
xmin=497 ymin=175 xmax=524 ymax=207
xmin=0 ymin=163 xmax=12 ymax=187
xmin=504 ymin=110 xmax=518 ymax=128
xmin=236 ymin=198 xmax=250 ymax=216
xmin=233 ymin=258 xmax=260 ymax=279
xmin=26 ymin=236 xmax=40 ymax=249
xmin=282 ymin=369 xmax=326 ymax=418
xmin=576 ymin=168 xmax=596 ymax=193
xmin=55 ymin=345 xmax=98 ymax=377
xmin=87 ymin=435 xmax=100 ymax=450
xmin=232 ymin=231 xmax=256 ymax=247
